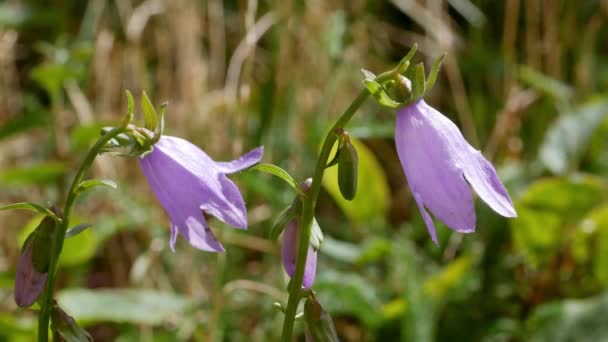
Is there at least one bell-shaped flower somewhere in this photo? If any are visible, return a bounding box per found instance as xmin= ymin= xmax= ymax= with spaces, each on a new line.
xmin=281 ymin=220 xmax=317 ymax=288
xmin=139 ymin=135 xmax=263 ymax=252
xmin=395 ymin=100 xmax=516 ymax=244
xmin=14 ymin=242 xmax=47 ymax=307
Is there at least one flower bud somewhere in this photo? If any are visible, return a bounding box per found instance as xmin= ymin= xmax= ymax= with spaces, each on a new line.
xmin=337 ymin=136 xmax=358 ymax=201
xmin=281 ymin=220 xmax=318 ymax=288
xmin=14 ymin=239 xmax=47 ymax=307
xmin=51 ymin=302 xmax=92 ymax=341
xmin=303 ymin=293 xmax=339 ymax=342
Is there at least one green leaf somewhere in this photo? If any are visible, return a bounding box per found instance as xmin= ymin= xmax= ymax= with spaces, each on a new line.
xmin=511 ymin=176 xmax=607 ymax=267
xmin=141 ymin=91 xmax=158 ymax=131
xmin=57 ymin=289 xmax=190 ymax=325
xmin=123 ymin=90 xmax=134 ymax=125
xmin=519 ymin=66 xmax=573 ymax=102
xmin=65 ymin=223 xmax=93 ymax=239
xmin=314 ymin=270 xmax=383 ymax=328
xmin=413 ymin=62 xmax=426 ymax=99
xmin=252 ymin=163 xmax=304 ymax=196
xmin=363 ymin=79 xmax=400 ymax=108
xmin=18 ymin=215 xmax=97 ymax=267
xmin=526 ymin=291 xmax=608 ymax=342
xmin=51 ymin=304 xmax=92 ymax=342
xmin=269 ymin=203 xmax=299 ymax=240
xmin=304 ymin=293 xmax=340 ymax=342
xmin=539 ymin=100 xmax=608 ymax=175
xmin=322 ymin=137 xmax=389 ymax=225
xmin=0 ymin=162 xmax=65 ymax=185
xmin=0 ymin=202 xmax=61 ymax=222
xmin=361 ymin=69 xmax=376 ymax=81
xmin=31 ymin=216 xmax=55 ymax=273
xmin=397 ymin=43 xmax=418 ymax=73
xmin=76 ymin=179 xmax=118 ymax=193
xmin=425 ymin=54 xmax=445 ymax=93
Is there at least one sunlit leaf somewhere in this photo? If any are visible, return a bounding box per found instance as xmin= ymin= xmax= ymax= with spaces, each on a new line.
xmin=57 ymin=289 xmax=189 ymax=325
xmin=322 ymin=137 xmax=389 ymax=225
xmin=539 ymin=100 xmax=608 ymax=175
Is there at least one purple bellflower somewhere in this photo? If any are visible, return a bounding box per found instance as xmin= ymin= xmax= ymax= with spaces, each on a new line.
xmin=139 ymin=135 xmax=263 ymax=252
xmin=14 ymin=242 xmax=47 ymax=307
xmin=395 ymin=100 xmax=516 ymax=244
xmin=281 ymin=220 xmax=317 ymax=288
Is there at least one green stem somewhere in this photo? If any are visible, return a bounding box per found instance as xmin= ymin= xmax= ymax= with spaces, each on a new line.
xmin=279 ymin=89 xmax=369 ymax=341
xmin=37 ymin=126 xmax=126 ymax=342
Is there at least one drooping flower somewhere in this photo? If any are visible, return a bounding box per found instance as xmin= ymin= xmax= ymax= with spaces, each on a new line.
xmin=139 ymin=135 xmax=263 ymax=252
xmin=14 ymin=242 xmax=47 ymax=307
xmin=281 ymin=220 xmax=317 ymax=288
xmin=395 ymin=100 xmax=516 ymax=244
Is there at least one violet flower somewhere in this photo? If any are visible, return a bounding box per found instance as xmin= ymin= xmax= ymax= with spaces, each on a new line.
xmin=139 ymin=135 xmax=263 ymax=252
xmin=395 ymin=100 xmax=516 ymax=244
xmin=281 ymin=220 xmax=317 ymax=288
xmin=14 ymin=242 xmax=47 ymax=307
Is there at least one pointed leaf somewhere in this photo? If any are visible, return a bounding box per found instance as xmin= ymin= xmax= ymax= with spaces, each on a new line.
xmin=363 ymin=80 xmax=400 ymax=108
xmin=0 ymin=203 xmax=61 ymax=222
xmin=270 ymin=204 xmax=299 ymax=240
xmin=413 ymin=62 xmax=426 ymax=99
xmin=76 ymin=179 xmax=117 ymax=193
xmin=51 ymin=304 xmax=93 ymax=342
xmin=397 ymin=43 xmax=418 ymax=73
xmin=361 ymin=69 xmax=376 ymax=81
xmin=141 ymin=91 xmax=158 ymax=131
xmin=65 ymin=223 xmax=93 ymax=239
xmin=123 ymin=90 xmax=135 ymax=125
xmin=425 ymin=54 xmax=445 ymax=93
xmin=252 ymin=163 xmax=305 ymax=196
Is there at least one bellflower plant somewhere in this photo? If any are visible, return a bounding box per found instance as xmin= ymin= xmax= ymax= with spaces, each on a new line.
xmin=395 ymin=100 xmax=516 ymax=244
xmin=139 ymin=135 xmax=263 ymax=252
xmin=14 ymin=242 xmax=47 ymax=308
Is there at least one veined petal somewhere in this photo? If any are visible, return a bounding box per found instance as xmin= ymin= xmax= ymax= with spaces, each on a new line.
xmin=460 ymin=150 xmax=517 ymax=217
xmin=396 ymin=101 xmax=476 ymax=234
xmin=199 ymin=174 xmax=248 ymax=229
xmin=215 ymin=146 xmax=264 ymax=174
xmin=281 ymin=221 xmax=317 ymax=288
xmin=180 ymin=216 xmax=225 ymax=252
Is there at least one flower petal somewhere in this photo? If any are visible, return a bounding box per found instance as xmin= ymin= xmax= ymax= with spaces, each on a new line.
xmin=179 ymin=216 xmax=225 ymax=252
xmin=460 ymin=150 xmax=517 ymax=218
xmin=215 ymin=146 xmax=264 ymax=174
xmin=413 ymin=193 xmax=439 ymax=245
xmin=281 ymin=221 xmax=317 ymax=288
xmin=199 ymin=174 xmax=248 ymax=229
xmin=395 ymin=101 xmax=476 ymax=234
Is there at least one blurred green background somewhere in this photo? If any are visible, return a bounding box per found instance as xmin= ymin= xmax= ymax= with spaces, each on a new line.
xmin=1 ymin=0 xmax=607 ymax=341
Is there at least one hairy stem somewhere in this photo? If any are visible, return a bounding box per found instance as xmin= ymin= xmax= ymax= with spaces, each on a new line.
xmin=279 ymin=90 xmax=369 ymax=341
xmin=37 ymin=126 xmax=126 ymax=342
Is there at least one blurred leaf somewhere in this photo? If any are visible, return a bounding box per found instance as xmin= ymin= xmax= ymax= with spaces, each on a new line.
xmin=324 ymin=10 xmax=346 ymax=60
xmin=519 ymin=66 xmax=573 ymax=102
xmin=69 ymin=124 xmax=105 ymax=151
xmin=322 ymin=137 xmax=389 ymax=225
xmin=19 ymin=215 xmax=98 ymax=267
xmin=51 ymin=304 xmax=92 ymax=342
xmin=76 ymin=179 xmax=118 ymax=193
xmin=526 ymin=291 xmax=608 ymax=342
xmin=0 ymin=202 xmax=60 ymax=221
xmin=0 ymin=162 xmax=65 ymax=185
xmin=573 ymin=204 xmax=608 ymax=286
xmin=314 ymin=270 xmax=383 ymax=328
xmin=57 ymin=289 xmax=189 ymax=325
xmin=423 ymin=255 xmax=474 ymax=302
xmin=65 ymin=223 xmax=92 ymax=239
xmin=539 ymin=100 xmax=608 ymax=174
xmin=31 ymin=63 xmax=82 ymax=96
xmin=511 ymin=176 xmax=606 ymax=267
xmin=0 ymin=313 xmax=35 ymax=337
xmin=0 ymin=96 xmax=50 ymax=139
